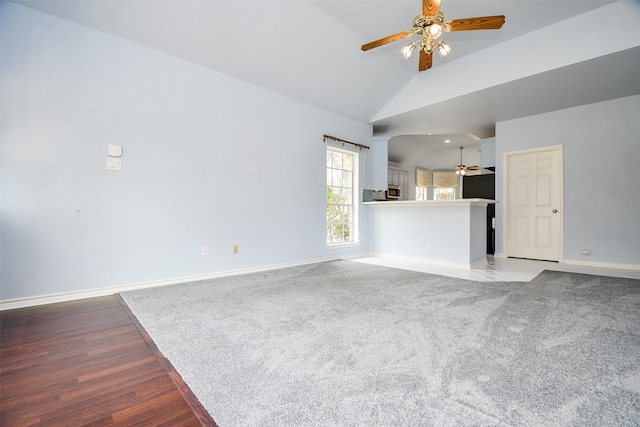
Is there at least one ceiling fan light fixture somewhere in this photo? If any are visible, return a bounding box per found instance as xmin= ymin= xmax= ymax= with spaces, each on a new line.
xmin=421 ymin=38 xmax=434 ymax=53
xmin=360 ymin=2 xmax=506 ymax=73
xmin=428 ymin=23 xmax=442 ymax=38
xmin=402 ymin=42 xmax=417 ymax=59
xmin=437 ymin=40 xmax=452 ymax=58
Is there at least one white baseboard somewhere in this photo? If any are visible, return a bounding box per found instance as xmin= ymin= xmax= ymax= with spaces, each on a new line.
xmin=7 ymin=253 xmax=631 ymax=311
xmin=562 ymin=258 xmax=640 ymax=271
xmin=339 ymin=251 xmax=371 ymax=260
xmin=470 ymin=258 xmax=489 ymax=269
xmin=0 ymin=255 xmax=367 ymax=311
xmin=367 ymin=252 xmax=487 ymax=270
xmin=494 ymin=253 xmax=639 ymax=271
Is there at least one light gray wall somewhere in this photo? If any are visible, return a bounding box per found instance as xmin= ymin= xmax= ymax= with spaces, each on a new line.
xmin=0 ymin=3 xmax=372 ymax=301
xmin=369 ymin=138 xmax=389 ymax=191
xmin=0 ymin=1 xmax=3 ymax=288
xmin=368 ymin=203 xmax=488 ymax=265
xmin=479 ymin=138 xmax=496 ymax=169
xmin=495 ymin=94 xmax=640 ymax=266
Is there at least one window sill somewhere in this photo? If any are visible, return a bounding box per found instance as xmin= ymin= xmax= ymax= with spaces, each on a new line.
xmin=326 ymin=241 xmax=361 ymax=249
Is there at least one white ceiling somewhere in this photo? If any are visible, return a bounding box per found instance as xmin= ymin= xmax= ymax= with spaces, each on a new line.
xmin=10 ymin=0 xmax=640 ymax=150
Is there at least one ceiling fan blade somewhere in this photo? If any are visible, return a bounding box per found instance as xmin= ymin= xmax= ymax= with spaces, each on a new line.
xmin=447 ymin=15 xmax=505 ymax=31
xmin=361 ymin=30 xmax=413 ymax=51
xmin=423 ymin=0 xmax=440 ymax=17
xmin=419 ymin=50 xmax=432 ymax=71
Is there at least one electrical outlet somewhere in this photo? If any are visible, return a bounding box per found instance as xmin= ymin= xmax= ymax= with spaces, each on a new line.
xmin=106 ymin=157 xmax=122 ymax=171
xmin=232 ymin=244 xmax=239 ymax=254
xmin=580 ymin=249 xmax=591 ymax=256
xmin=201 ymin=246 xmax=209 ymax=256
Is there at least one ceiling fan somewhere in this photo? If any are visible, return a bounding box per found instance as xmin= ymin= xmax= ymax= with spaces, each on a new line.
xmin=454 ymin=146 xmax=479 ymax=176
xmin=361 ymin=0 xmax=505 ymax=71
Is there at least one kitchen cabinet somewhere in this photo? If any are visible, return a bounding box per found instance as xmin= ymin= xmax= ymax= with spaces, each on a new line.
xmin=388 ymin=167 xmax=409 ymax=200
xmin=399 ymin=172 xmax=408 ymax=200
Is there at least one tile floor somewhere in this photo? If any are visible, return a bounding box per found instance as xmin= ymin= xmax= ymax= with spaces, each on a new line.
xmin=353 ymin=255 xmax=640 ymax=282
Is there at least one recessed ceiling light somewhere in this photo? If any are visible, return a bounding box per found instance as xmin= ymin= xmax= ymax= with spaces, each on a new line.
xmin=444 ymin=139 xmax=450 ymax=143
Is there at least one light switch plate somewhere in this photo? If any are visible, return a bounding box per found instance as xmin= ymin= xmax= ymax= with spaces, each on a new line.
xmin=107 ymin=144 xmax=122 ymax=157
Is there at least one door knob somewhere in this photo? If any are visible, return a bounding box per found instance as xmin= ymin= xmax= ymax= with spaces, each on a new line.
xmin=552 ymin=209 xmax=558 ymax=213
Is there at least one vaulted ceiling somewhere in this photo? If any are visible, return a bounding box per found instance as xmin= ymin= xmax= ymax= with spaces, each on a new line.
xmin=9 ymin=0 xmax=640 ymax=147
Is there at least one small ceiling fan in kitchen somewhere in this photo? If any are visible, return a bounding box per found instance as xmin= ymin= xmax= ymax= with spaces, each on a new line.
xmin=454 ymin=146 xmax=479 ymax=176
xmin=361 ymin=0 xmax=505 ymax=71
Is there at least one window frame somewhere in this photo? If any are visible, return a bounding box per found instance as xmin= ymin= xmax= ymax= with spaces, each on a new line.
xmin=326 ymin=146 xmax=360 ymax=247
xmin=415 ymin=186 xmax=429 ymax=201
xmin=433 ymin=187 xmax=456 ymax=200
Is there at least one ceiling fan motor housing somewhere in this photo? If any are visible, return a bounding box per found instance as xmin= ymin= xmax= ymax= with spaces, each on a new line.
xmin=412 ymin=11 xmax=444 ymax=33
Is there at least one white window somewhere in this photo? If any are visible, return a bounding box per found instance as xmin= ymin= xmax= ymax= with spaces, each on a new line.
xmin=415 ymin=187 xmax=428 ymax=200
xmin=432 ymin=171 xmax=457 ymax=200
xmin=415 ymin=168 xmax=430 ymax=201
xmin=434 ymin=187 xmax=456 ymax=200
xmin=326 ymin=147 xmax=359 ymax=245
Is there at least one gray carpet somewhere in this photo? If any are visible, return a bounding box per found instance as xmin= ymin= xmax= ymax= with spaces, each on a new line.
xmin=119 ymin=260 xmax=640 ymax=426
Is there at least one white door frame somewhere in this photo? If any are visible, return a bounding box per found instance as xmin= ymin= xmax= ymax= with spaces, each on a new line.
xmin=503 ymin=145 xmax=564 ymax=262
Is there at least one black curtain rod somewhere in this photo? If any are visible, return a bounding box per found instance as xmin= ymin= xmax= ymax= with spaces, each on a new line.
xmin=323 ymin=134 xmax=370 ymax=150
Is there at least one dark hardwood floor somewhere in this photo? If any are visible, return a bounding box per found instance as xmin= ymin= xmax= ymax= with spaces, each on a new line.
xmin=0 ymin=295 xmax=217 ymax=426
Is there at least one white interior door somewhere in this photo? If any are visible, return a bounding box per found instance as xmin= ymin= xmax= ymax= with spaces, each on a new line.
xmin=506 ymin=146 xmax=563 ymax=262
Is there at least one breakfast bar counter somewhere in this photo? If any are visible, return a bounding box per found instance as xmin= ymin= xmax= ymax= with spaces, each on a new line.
xmin=364 ymin=199 xmax=496 ymax=267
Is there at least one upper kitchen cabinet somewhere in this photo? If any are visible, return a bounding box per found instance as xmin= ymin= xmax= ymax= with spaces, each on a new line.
xmin=479 ymin=137 xmax=496 ymax=170
xmin=388 ymin=164 xmax=409 ymax=200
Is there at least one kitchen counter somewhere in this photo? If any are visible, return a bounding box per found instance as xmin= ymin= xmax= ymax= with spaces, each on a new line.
xmin=365 ymin=199 xmax=496 ymax=267
xmin=364 ymin=198 xmax=495 ymax=207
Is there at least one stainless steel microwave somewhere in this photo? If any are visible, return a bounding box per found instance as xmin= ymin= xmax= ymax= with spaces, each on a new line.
xmin=387 ymin=185 xmax=400 ymax=200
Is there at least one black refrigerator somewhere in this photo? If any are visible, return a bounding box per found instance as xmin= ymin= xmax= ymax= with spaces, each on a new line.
xmin=463 ymin=174 xmax=495 ymax=255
